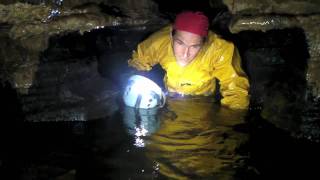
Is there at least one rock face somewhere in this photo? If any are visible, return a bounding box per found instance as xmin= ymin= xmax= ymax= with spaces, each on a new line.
xmin=222 ymin=0 xmax=320 ymax=140
xmin=0 ymin=1 xmax=167 ymax=121
xmin=224 ymin=0 xmax=320 ymax=100
xmin=223 ymin=0 xmax=320 ymax=15
xmin=0 ymin=1 xmax=166 ymax=92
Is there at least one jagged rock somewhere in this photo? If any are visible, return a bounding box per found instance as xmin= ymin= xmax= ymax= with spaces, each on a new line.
xmin=223 ymin=0 xmax=320 ymax=100
xmin=229 ymin=15 xmax=300 ymax=33
xmin=0 ymin=2 xmax=164 ymax=41
xmin=229 ymin=14 xmax=320 ymax=100
xmin=0 ymin=1 xmax=166 ymax=94
xmin=20 ymin=58 xmax=120 ymax=122
xmin=223 ymin=0 xmax=320 ymax=15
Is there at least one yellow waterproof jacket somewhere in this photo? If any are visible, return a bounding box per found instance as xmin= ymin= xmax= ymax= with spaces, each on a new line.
xmin=128 ymin=25 xmax=249 ymax=109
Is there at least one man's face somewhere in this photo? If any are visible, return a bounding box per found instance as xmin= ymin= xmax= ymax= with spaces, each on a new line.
xmin=172 ymin=30 xmax=204 ymax=67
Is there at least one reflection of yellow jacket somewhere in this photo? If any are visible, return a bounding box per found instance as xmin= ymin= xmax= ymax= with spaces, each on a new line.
xmin=128 ymin=25 xmax=249 ymax=109
xmin=146 ymin=98 xmax=248 ymax=179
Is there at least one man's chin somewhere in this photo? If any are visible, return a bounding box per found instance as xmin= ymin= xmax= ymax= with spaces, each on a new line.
xmin=177 ymin=60 xmax=189 ymax=67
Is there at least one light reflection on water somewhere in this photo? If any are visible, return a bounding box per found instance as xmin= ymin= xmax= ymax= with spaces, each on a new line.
xmin=122 ymin=96 xmax=249 ymax=179
xmin=1 ymin=96 xmax=250 ymax=180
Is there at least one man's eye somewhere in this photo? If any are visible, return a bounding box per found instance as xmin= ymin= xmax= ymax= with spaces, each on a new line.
xmin=176 ymin=41 xmax=183 ymax=45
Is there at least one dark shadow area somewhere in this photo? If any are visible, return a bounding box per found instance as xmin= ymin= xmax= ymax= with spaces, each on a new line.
xmin=235 ymin=28 xmax=309 ymax=108
xmin=245 ymin=110 xmax=320 ymax=179
xmin=95 ymin=26 xmax=165 ymax=89
xmin=0 ymin=81 xmax=25 ymax=179
xmin=153 ymin=0 xmax=227 ymax=20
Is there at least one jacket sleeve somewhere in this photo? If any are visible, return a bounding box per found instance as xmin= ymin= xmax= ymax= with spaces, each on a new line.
xmin=128 ymin=33 xmax=162 ymax=71
xmin=213 ymin=43 xmax=250 ymax=110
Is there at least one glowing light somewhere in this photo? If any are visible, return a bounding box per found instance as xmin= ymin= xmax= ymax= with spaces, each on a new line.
xmin=133 ymin=126 xmax=149 ymax=147
xmin=123 ymin=75 xmax=166 ymax=109
xmin=134 ymin=136 xmax=145 ymax=147
xmin=130 ymin=79 xmax=154 ymax=98
xmin=135 ymin=126 xmax=148 ymax=137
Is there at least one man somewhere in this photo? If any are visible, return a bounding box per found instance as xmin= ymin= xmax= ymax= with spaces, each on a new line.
xmin=128 ymin=11 xmax=249 ymax=109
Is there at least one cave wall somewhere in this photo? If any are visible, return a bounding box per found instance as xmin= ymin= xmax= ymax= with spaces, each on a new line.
xmin=221 ymin=0 xmax=320 ymax=138
xmin=2 ymin=0 xmax=319 ymax=100
xmin=0 ymin=0 xmax=166 ymax=93
xmin=0 ymin=0 xmax=167 ymax=121
xmin=223 ymin=0 xmax=320 ymax=100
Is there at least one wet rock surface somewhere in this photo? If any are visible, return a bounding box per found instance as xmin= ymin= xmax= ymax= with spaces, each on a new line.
xmin=20 ymin=58 xmax=119 ymax=122
xmin=229 ymin=14 xmax=320 ymax=98
xmin=0 ymin=1 xmax=167 ymax=92
xmin=223 ymin=0 xmax=320 ymax=15
xmin=0 ymin=0 xmax=166 ymax=122
xmin=223 ymin=0 xmax=320 ymax=141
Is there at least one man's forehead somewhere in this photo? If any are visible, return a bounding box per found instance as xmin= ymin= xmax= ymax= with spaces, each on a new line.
xmin=173 ymin=30 xmax=203 ymax=45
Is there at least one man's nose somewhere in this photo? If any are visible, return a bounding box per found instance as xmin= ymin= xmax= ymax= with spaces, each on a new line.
xmin=183 ymin=47 xmax=190 ymax=58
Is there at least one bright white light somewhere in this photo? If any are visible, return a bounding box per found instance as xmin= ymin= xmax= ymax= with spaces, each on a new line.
xmin=130 ymin=77 xmax=157 ymax=102
xmin=124 ymin=75 xmax=165 ymax=109
xmin=133 ymin=126 xmax=148 ymax=147
xmin=153 ymin=163 xmax=160 ymax=171
xmin=135 ymin=126 xmax=148 ymax=137
xmin=134 ymin=136 xmax=145 ymax=147
xmin=131 ymin=78 xmax=154 ymax=95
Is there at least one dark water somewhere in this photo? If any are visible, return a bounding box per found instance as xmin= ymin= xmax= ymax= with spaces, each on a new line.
xmin=1 ymin=95 xmax=254 ymax=180
xmin=1 ymin=85 xmax=320 ymax=180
